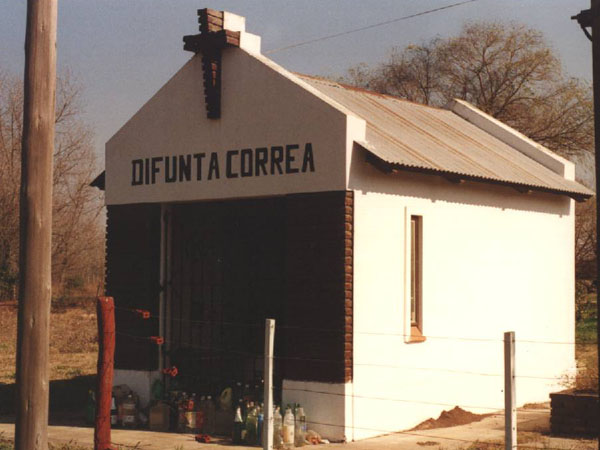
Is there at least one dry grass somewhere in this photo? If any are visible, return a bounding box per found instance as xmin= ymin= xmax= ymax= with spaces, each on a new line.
xmin=574 ymin=294 xmax=598 ymax=392
xmin=0 ymin=434 xmax=91 ymax=450
xmin=464 ymin=431 xmax=597 ymax=450
xmin=574 ymin=342 xmax=598 ymax=392
xmin=577 ymin=356 xmax=598 ymax=392
xmin=463 ymin=431 xmax=542 ymax=450
xmin=0 ymin=299 xmax=97 ymax=385
xmin=521 ymin=402 xmax=549 ymax=410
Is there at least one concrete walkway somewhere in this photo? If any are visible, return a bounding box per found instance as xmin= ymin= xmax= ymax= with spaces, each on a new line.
xmin=337 ymin=409 xmax=596 ymax=450
xmin=0 ymin=408 xmax=596 ymax=450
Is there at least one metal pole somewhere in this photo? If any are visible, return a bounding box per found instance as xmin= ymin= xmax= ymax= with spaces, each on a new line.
xmin=263 ymin=319 xmax=275 ymax=450
xmin=504 ymin=331 xmax=516 ymax=450
xmin=14 ymin=0 xmax=57 ymax=448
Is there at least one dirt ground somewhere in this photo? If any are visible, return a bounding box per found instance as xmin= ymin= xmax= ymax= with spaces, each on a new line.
xmin=0 ymin=299 xmax=97 ymax=384
xmin=411 ymin=407 xmax=491 ymax=431
xmin=0 ymin=407 xmax=596 ymax=450
xmin=0 ymin=300 xmax=597 ymax=449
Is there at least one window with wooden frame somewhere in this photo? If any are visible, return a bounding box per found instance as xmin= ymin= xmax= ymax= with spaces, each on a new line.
xmin=410 ymin=215 xmax=425 ymax=342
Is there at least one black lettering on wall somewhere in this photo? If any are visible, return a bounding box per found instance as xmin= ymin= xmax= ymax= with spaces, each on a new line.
xmin=226 ymin=150 xmax=239 ymax=179
xmin=144 ymin=158 xmax=150 ymax=185
xmin=179 ymin=155 xmax=191 ymax=182
xmin=285 ymin=144 xmax=299 ymax=174
xmin=255 ymin=148 xmax=268 ymax=176
xmin=241 ymin=149 xmax=253 ymax=177
xmin=302 ymin=143 xmax=315 ymax=173
xmin=208 ymin=152 xmax=220 ymax=180
xmin=151 ymin=157 xmax=163 ymax=184
xmin=165 ymin=156 xmax=177 ymax=183
xmin=129 ymin=142 xmax=316 ymax=186
xmin=193 ymin=153 xmax=206 ymax=181
xmin=132 ymin=159 xmax=144 ymax=186
xmin=271 ymin=146 xmax=284 ymax=175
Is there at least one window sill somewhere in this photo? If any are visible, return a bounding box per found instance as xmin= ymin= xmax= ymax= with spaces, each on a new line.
xmin=407 ymin=325 xmax=426 ymax=344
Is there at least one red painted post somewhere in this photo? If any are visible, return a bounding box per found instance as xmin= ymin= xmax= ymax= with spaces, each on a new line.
xmin=95 ymin=297 xmax=115 ymax=450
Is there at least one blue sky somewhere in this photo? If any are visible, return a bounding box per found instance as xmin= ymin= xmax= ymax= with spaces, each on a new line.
xmin=0 ymin=0 xmax=592 ymax=164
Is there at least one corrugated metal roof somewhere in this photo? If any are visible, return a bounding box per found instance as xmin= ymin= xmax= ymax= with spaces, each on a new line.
xmin=297 ymin=74 xmax=593 ymax=199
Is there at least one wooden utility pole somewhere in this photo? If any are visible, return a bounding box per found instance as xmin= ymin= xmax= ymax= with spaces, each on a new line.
xmin=95 ymin=297 xmax=115 ymax=450
xmin=14 ymin=0 xmax=57 ymax=448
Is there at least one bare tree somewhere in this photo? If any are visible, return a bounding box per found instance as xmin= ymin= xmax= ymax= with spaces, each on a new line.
xmin=0 ymin=70 xmax=104 ymax=299
xmin=0 ymin=72 xmax=24 ymax=299
xmin=576 ymin=198 xmax=597 ymax=281
xmin=575 ymin=198 xmax=596 ymax=321
xmin=362 ymin=40 xmax=445 ymax=105
xmin=342 ymin=21 xmax=593 ymax=159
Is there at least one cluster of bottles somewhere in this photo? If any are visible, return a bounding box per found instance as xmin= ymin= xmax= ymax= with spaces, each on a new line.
xmin=274 ymin=404 xmax=307 ymax=449
xmin=232 ymin=402 xmax=307 ymax=448
xmin=172 ymin=392 xmax=216 ymax=433
xmin=232 ymin=401 xmax=265 ymax=445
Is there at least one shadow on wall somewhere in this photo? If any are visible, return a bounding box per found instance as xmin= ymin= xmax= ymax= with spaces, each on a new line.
xmin=0 ymin=374 xmax=96 ymax=424
xmin=348 ymin=144 xmax=572 ymax=217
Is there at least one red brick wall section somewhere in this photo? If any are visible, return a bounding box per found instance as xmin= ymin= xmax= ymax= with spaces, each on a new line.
xmin=344 ymin=191 xmax=353 ymax=383
xmin=283 ymin=191 xmax=351 ymax=384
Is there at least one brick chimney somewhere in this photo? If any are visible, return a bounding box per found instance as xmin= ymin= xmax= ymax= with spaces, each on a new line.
xmin=183 ymin=9 xmax=247 ymax=119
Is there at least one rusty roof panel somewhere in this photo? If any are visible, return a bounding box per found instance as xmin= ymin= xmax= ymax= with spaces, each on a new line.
xmin=298 ymin=75 xmax=592 ymax=198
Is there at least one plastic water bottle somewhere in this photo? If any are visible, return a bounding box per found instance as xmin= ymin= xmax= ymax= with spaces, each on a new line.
xmin=110 ymin=396 xmax=118 ymax=426
xmin=233 ymin=407 xmax=244 ymax=444
xmin=196 ymin=396 xmax=206 ymax=433
xmin=273 ymin=407 xmax=283 ymax=449
xmin=257 ymin=411 xmax=264 ymax=445
xmin=245 ymin=403 xmax=258 ymax=444
xmin=294 ymin=407 xmax=306 ymax=446
xmin=206 ymin=395 xmax=216 ymax=434
xmin=282 ymin=407 xmax=295 ymax=449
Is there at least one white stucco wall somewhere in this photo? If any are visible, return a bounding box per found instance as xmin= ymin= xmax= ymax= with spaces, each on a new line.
xmin=114 ymin=369 xmax=161 ymax=408
xmin=348 ymin=148 xmax=576 ymax=440
xmin=282 ymin=380 xmax=353 ymax=442
xmin=105 ymin=48 xmax=350 ymax=205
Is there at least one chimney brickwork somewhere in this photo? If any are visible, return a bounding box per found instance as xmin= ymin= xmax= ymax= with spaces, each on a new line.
xmin=183 ymin=9 xmax=241 ymax=119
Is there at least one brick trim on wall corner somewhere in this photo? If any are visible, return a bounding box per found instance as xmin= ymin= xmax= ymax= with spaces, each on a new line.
xmin=282 ymin=191 xmax=352 ymax=384
xmin=344 ymin=191 xmax=354 ymax=383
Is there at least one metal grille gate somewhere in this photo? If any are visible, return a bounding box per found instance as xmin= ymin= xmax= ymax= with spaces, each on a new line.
xmin=165 ymin=198 xmax=285 ymax=396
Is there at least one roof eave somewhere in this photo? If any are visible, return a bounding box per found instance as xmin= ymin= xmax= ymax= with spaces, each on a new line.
xmin=364 ymin=150 xmax=592 ymax=203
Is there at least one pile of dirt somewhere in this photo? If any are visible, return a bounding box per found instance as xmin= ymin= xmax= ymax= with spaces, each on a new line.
xmin=411 ymin=406 xmax=491 ymax=430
